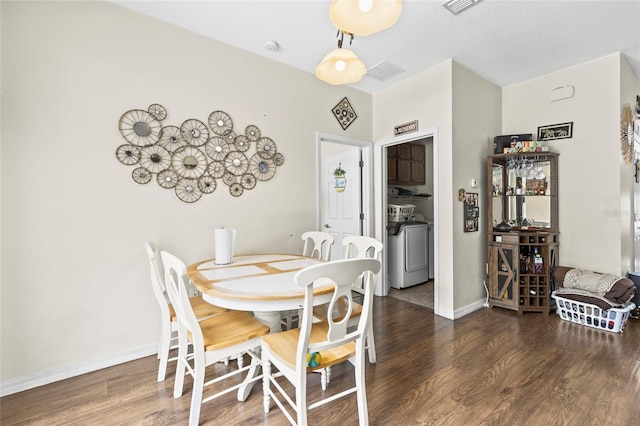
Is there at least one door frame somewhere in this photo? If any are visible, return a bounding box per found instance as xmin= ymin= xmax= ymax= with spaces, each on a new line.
xmin=377 ymin=127 xmax=440 ymax=315
xmin=316 ymin=132 xmax=374 ymax=238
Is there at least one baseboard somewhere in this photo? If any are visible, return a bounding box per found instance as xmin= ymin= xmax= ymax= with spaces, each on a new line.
xmin=0 ymin=344 xmax=157 ymax=397
xmin=453 ymin=298 xmax=486 ymax=319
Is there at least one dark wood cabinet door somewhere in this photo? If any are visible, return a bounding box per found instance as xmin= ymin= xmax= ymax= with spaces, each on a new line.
xmin=410 ymin=143 xmax=425 ymax=161
xmin=396 ymin=143 xmax=411 ymax=159
xmin=388 ymin=158 xmax=397 ymax=183
xmin=396 ymin=159 xmax=411 ymax=183
xmin=411 ymin=161 xmax=425 ymax=185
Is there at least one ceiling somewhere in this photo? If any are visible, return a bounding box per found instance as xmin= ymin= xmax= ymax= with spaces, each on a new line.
xmin=112 ymin=0 xmax=640 ymax=94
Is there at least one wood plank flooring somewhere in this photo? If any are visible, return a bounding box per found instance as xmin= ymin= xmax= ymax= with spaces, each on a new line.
xmin=2 ymin=296 xmax=639 ymax=425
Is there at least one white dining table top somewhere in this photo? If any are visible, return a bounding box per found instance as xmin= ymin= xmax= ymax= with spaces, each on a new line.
xmin=186 ymin=254 xmax=332 ymax=312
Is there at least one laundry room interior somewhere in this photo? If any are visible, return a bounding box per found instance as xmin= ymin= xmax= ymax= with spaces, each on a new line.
xmin=387 ymin=137 xmax=435 ymax=309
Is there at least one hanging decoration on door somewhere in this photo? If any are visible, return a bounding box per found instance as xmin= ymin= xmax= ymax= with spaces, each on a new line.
xmin=463 ymin=192 xmax=479 ymax=232
xmin=116 ymin=104 xmax=285 ymax=203
xmin=332 ymin=97 xmax=357 ymax=130
xmin=333 ymin=163 xmax=346 ymax=193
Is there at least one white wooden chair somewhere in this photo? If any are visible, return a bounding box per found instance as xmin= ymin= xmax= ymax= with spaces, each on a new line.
xmin=301 ymin=231 xmax=335 ymax=261
xmin=261 ymin=258 xmax=381 ymax=426
xmin=144 ymin=241 xmax=227 ymax=382
xmin=313 ymin=236 xmax=383 ymax=364
xmin=281 ymin=231 xmax=336 ymax=330
xmin=161 ymin=250 xmax=270 ymax=426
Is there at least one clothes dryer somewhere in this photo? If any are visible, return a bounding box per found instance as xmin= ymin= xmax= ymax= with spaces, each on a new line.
xmin=388 ymin=222 xmax=431 ymax=289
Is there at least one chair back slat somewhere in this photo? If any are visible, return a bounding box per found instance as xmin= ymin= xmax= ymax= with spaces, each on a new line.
xmin=342 ymin=236 xmax=383 ymax=294
xmin=295 ymin=258 xmax=380 ymax=364
xmin=301 ymin=231 xmax=335 ymax=261
xmin=160 ymin=250 xmax=203 ymax=347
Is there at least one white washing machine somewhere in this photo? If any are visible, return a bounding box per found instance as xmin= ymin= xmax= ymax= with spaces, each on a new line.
xmin=388 ymin=221 xmax=433 ymax=289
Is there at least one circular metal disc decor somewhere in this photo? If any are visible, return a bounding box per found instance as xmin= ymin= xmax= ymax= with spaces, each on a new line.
xmin=207 ymin=161 xmax=226 ymax=178
xmin=175 ymin=178 xmax=202 ymax=203
xmin=272 ymin=152 xmax=285 ymax=167
xmin=205 ymin=137 xmax=230 ymax=162
xmin=115 ymin=105 xmax=286 ymax=203
xmin=208 ymin=110 xmax=233 ymax=136
xmin=222 ymin=172 xmax=236 ymax=186
xmin=222 ymin=130 xmax=237 ymax=145
xmin=132 ymin=167 xmax=152 ymax=184
xmin=157 ymin=169 xmax=179 ymax=189
xmin=198 ymin=174 xmax=217 ymax=194
xmin=229 ymin=182 xmax=243 ymax=197
xmin=180 ymin=119 xmax=209 ymax=147
xmin=224 ymin=151 xmax=249 ymax=176
xmin=234 ymin=135 xmax=251 ymax=152
xmin=241 ymin=173 xmax=257 ymax=190
xmin=256 ymin=137 xmax=276 ymax=159
xmin=245 ymin=125 xmax=261 ymax=141
xmin=140 ymin=145 xmax=171 ymax=173
xmin=172 ymin=146 xmax=208 ymax=179
xmin=116 ymin=144 xmax=141 ymax=165
xmin=148 ymin=104 xmax=167 ymax=121
xmin=249 ymin=154 xmax=276 ymax=181
xmin=158 ymin=125 xmax=186 ymax=153
xmin=119 ymin=110 xmax=162 ymax=146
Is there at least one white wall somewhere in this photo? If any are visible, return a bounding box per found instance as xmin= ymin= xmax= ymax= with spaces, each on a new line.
xmin=451 ymin=62 xmax=502 ymax=309
xmin=0 ymin=1 xmax=371 ymax=391
xmin=373 ymin=60 xmax=455 ymax=317
xmin=373 ymin=60 xmax=501 ymax=317
xmin=503 ymin=53 xmax=639 ymax=275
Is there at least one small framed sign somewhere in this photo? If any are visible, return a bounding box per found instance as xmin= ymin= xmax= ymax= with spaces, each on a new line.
xmin=537 ymin=122 xmax=573 ymax=141
xmin=394 ymin=120 xmax=418 ymax=136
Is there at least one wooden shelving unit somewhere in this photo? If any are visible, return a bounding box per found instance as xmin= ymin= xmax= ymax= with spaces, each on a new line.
xmin=487 ymin=152 xmax=559 ymax=314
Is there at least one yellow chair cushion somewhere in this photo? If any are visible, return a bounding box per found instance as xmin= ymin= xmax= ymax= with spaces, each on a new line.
xmin=262 ymin=321 xmax=355 ymax=371
xmin=198 ymin=311 xmax=270 ymax=351
xmin=169 ymin=297 xmax=227 ymax=322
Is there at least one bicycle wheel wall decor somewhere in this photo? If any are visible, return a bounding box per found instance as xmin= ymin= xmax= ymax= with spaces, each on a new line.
xmin=115 ymin=104 xmax=284 ymax=203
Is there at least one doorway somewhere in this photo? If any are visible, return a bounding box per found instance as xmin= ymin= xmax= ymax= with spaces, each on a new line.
xmin=316 ymin=132 xmax=373 ymax=260
xmin=378 ymin=128 xmax=440 ymax=315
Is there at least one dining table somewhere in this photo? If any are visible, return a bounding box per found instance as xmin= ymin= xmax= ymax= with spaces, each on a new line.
xmin=186 ymin=253 xmax=334 ymax=401
xmin=186 ymin=253 xmax=334 ymax=333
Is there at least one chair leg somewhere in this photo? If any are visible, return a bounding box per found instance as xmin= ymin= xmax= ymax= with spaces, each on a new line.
xmin=366 ymin=329 xmax=377 ymax=364
xmin=354 ymin=353 xmax=369 ymax=426
xmin=320 ymin=368 xmax=327 ymax=391
xmin=189 ymin=349 xmax=205 ymax=426
xmin=157 ymin=323 xmax=172 ymax=382
xmin=262 ymin=353 xmax=271 ymax=413
xmin=295 ymin=375 xmax=308 ymax=426
xmin=173 ymin=332 xmax=188 ymax=399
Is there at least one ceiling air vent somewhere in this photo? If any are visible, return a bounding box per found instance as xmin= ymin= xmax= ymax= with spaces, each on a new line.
xmin=365 ymin=61 xmax=405 ymax=82
xmin=443 ymin=0 xmax=483 ymax=15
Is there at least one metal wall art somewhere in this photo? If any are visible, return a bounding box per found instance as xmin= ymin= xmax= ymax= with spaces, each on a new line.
xmin=332 ymin=97 xmax=357 ymax=130
xmin=116 ymin=104 xmax=284 ymax=203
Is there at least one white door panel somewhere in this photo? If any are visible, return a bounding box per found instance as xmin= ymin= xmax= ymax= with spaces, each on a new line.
xmin=322 ymin=147 xmax=362 ymax=260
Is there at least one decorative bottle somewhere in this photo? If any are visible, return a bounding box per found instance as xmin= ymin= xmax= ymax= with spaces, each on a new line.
xmin=533 ymin=247 xmax=543 ymax=273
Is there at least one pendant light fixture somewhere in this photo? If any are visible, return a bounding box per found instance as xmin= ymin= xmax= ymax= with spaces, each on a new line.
xmin=315 ymin=31 xmax=366 ymax=85
xmin=329 ymin=0 xmax=403 ymax=36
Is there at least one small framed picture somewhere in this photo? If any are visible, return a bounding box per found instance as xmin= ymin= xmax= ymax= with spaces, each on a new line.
xmin=537 ymin=122 xmax=573 ymax=141
xmin=463 ymin=192 xmax=479 ymax=233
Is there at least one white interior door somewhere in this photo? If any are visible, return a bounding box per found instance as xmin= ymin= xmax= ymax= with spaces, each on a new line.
xmin=322 ymin=146 xmax=362 ymax=260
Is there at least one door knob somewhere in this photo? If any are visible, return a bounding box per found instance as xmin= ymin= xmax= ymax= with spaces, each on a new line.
xmin=324 ymin=224 xmax=331 ymax=228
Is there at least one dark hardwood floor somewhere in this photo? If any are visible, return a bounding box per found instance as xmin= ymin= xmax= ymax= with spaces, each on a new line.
xmin=2 ymin=296 xmax=639 ymax=425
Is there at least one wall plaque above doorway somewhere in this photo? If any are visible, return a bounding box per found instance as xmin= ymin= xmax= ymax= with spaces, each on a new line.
xmin=394 ymin=120 xmax=418 ymax=136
